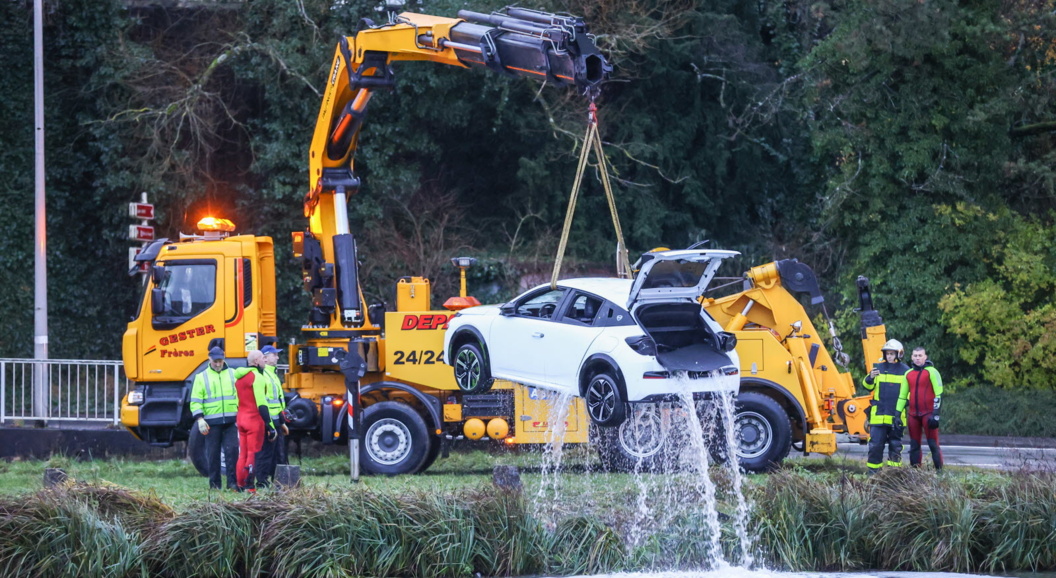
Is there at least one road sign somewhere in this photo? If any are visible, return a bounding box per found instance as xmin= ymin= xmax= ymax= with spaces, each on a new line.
xmin=128 ymin=225 xmax=155 ymax=242
xmin=128 ymin=202 xmax=155 ymax=220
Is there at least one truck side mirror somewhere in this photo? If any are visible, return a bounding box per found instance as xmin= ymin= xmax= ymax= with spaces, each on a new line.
xmin=151 ymin=264 xmax=167 ymax=285
xmin=151 ymin=288 xmax=166 ymax=315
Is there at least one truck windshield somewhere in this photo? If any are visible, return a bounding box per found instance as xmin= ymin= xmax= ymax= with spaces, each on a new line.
xmin=155 ymin=261 xmax=216 ymax=319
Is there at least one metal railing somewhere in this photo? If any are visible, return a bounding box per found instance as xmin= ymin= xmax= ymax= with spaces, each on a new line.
xmin=0 ymin=359 xmax=130 ymax=426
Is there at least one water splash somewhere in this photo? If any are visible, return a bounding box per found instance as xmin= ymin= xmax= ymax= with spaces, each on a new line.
xmin=677 ymin=388 xmax=726 ymax=569
xmin=719 ymin=388 xmax=756 ymax=567
xmin=533 ymin=388 xmax=574 ymax=524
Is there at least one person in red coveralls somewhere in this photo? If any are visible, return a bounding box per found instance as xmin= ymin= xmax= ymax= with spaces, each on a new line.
xmin=906 ymin=346 xmax=944 ymax=471
xmin=234 ymin=350 xmax=275 ymax=491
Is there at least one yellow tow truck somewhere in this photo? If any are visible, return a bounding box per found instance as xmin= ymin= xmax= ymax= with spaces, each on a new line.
xmin=120 ymin=7 xmax=885 ymax=475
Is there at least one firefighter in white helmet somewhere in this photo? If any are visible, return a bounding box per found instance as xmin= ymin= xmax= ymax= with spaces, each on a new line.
xmin=863 ymin=339 xmax=910 ymax=474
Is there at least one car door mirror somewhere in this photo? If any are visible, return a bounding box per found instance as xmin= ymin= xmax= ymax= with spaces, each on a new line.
xmin=151 ymin=288 xmax=167 ymax=315
xmin=499 ymin=303 xmax=516 ymax=317
xmin=719 ymin=331 xmax=738 ymax=353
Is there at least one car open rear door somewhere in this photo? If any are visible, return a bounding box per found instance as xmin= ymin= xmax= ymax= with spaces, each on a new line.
xmin=626 ymin=249 xmax=739 ymax=310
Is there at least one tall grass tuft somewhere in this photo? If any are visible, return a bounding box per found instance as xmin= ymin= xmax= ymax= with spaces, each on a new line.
xmin=0 ymin=486 xmax=151 ymax=578
xmin=259 ymin=488 xmax=485 ymax=577
xmin=752 ymin=469 xmax=874 ymax=570
xmin=545 ymin=515 xmax=627 ymax=575
xmin=142 ymin=498 xmax=287 ymax=578
xmin=464 ymin=488 xmax=547 ymax=576
xmin=869 ymin=468 xmax=985 ymax=572
xmin=978 ymin=471 xmax=1056 ymax=573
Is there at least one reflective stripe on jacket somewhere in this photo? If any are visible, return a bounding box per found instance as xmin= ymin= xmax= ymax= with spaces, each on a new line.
xmin=190 ymin=366 xmax=237 ymax=423
xmin=263 ymin=365 xmax=286 ymax=420
xmin=863 ymin=361 xmax=910 ymax=426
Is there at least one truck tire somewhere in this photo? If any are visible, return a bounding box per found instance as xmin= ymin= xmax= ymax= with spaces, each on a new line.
xmin=734 ymin=392 xmax=792 ymax=473
xmin=417 ymin=435 xmax=442 ymax=473
xmin=188 ymin=427 xmax=209 ymax=477
xmin=595 ymin=405 xmax=671 ymax=473
xmin=187 ymin=427 xmax=230 ymax=478
xmin=361 ymin=401 xmax=430 ymax=475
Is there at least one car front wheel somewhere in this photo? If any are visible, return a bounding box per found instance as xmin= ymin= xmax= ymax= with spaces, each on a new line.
xmin=453 ymin=342 xmax=494 ymax=394
xmin=585 ymin=371 xmax=627 ymax=427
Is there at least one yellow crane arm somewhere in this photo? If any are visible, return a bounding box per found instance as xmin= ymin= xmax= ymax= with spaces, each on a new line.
xmin=296 ymin=7 xmax=609 ymax=329
xmin=306 ymin=8 xmax=609 ymax=225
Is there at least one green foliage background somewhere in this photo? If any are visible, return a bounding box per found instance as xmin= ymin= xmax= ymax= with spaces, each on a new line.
xmin=1 ymin=0 xmax=1053 ymax=406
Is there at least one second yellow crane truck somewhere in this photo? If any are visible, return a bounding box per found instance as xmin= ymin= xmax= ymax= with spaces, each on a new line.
xmin=120 ymin=7 xmax=888 ymax=474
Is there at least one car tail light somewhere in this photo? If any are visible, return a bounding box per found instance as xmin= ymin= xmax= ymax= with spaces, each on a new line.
xmin=625 ymin=335 xmax=657 ymax=356
xmin=643 ymin=371 xmax=670 ymax=379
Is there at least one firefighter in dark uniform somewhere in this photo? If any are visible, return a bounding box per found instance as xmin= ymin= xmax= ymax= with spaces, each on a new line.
xmin=863 ymin=339 xmax=910 ymax=474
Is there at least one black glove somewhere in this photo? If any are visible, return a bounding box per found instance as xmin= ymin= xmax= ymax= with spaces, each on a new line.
xmin=266 ymin=426 xmax=278 ymax=442
xmin=927 ymin=414 xmax=940 ymax=430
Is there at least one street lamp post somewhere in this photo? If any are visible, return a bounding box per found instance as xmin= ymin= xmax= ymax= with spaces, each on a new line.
xmin=33 ymin=0 xmax=49 ymax=425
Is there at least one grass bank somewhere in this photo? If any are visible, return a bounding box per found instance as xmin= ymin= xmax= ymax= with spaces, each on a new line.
xmin=1 ymin=451 xmax=1054 ymax=577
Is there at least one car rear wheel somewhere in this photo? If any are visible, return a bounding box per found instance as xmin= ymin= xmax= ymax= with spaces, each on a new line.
xmin=596 ymin=404 xmax=670 ymax=472
xmin=585 ymin=371 xmax=627 ymax=427
xmin=454 ymin=342 xmax=494 ymax=394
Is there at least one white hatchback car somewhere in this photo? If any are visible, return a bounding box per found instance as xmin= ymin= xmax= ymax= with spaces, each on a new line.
xmin=443 ymin=249 xmax=741 ymax=427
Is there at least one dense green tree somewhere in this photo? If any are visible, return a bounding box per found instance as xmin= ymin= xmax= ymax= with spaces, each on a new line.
xmin=1 ymin=0 xmax=133 ymax=358
xmin=939 ymin=208 xmax=1056 ymax=389
xmin=789 ymin=0 xmax=1056 ymax=380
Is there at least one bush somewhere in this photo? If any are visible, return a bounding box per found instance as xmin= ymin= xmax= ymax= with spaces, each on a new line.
xmin=942 ymin=384 xmax=1056 ymax=437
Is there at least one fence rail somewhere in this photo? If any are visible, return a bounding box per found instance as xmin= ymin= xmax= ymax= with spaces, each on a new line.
xmin=0 ymin=359 xmax=130 ymax=426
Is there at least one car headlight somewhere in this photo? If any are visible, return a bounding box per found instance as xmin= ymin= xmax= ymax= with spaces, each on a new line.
xmin=127 ymin=390 xmax=144 ymax=405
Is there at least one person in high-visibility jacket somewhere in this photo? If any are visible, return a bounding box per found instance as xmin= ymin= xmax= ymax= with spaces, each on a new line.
xmin=233 ymin=350 xmax=274 ymax=491
xmin=190 ymin=347 xmax=239 ymax=489
xmin=906 ymin=346 xmax=944 ymax=471
xmin=254 ymin=344 xmax=288 ymax=487
xmin=863 ymin=339 xmax=910 ymax=474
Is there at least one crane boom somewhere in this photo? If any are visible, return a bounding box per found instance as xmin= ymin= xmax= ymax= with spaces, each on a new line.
xmin=299 ymin=7 xmax=609 ymax=329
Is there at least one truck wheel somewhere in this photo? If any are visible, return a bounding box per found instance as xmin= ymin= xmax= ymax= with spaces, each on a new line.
xmin=734 ymin=392 xmax=792 ymax=473
xmin=454 ymin=342 xmax=494 ymax=394
xmin=417 ymin=435 xmax=442 ymax=473
xmin=361 ymin=402 xmax=430 ymax=475
xmin=585 ymin=371 xmax=627 ymax=428
xmin=187 ymin=427 xmax=229 ymax=478
xmin=596 ymin=404 xmax=669 ymax=472
xmin=188 ymin=427 xmax=209 ymax=477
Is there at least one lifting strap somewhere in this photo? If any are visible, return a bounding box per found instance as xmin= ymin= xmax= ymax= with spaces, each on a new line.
xmin=550 ymin=102 xmax=631 ymax=289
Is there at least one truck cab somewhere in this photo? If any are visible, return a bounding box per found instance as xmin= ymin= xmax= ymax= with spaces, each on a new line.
xmin=121 ymin=220 xmax=277 ymax=446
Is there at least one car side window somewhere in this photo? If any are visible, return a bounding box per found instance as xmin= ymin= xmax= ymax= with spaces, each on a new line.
xmin=594 ymin=302 xmax=636 ymax=327
xmin=561 ymin=293 xmax=603 ymax=326
xmin=515 ymin=289 xmax=566 ymax=319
